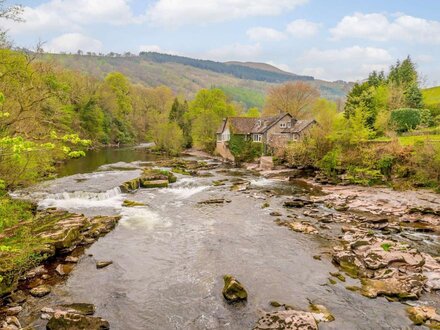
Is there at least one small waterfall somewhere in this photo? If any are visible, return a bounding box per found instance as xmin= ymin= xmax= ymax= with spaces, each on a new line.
xmin=39 ymin=187 xmax=124 ymax=210
xmin=160 ymin=177 xmax=208 ymax=199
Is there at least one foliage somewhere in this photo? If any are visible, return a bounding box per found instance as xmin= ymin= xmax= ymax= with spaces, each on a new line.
xmin=150 ymin=120 xmax=184 ymax=156
xmin=0 ymin=196 xmax=34 ymax=233
xmin=319 ymin=149 xmax=340 ymax=177
xmin=245 ymin=107 xmax=261 ymax=118
xmin=169 ymin=98 xmax=192 ymax=147
xmin=188 ymin=89 xmax=236 ymax=152
xmin=390 ymin=108 xmax=421 ymax=132
xmin=263 ymin=82 xmax=320 ymax=118
xmin=228 ymin=135 xmax=262 ymax=163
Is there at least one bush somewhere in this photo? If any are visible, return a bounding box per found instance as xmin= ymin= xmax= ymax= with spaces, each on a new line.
xmin=319 ymin=149 xmax=341 ymax=176
xmin=390 ymin=108 xmax=421 ymax=132
xmin=228 ymin=135 xmax=262 ymax=163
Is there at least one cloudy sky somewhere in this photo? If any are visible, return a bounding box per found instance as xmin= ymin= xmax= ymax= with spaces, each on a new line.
xmin=3 ymin=0 xmax=440 ymax=85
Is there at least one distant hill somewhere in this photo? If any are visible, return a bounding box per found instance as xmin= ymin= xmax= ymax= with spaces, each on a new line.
xmin=139 ymin=52 xmax=313 ymax=83
xmin=45 ymin=52 xmax=352 ymax=108
xmin=225 ymin=61 xmax=292 ymax=75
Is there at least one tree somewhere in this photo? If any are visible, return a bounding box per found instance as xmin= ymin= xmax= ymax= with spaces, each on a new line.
xmin=188 ymin=89 xmax=236 ymax=152
xmin=245 ymin=107 xmax=261 ymax=118
xmin=0 ymin=0 xmax=23 ymax=48
xmin=169 ymin=98 xmax=192 ymax=147
xmin=263 ymin=82 xmax=319 ymax=118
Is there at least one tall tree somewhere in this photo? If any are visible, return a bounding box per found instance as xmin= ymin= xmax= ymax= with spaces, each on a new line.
xmin=0 ymin=0 xmax=23 ymax=47
xmin=263 ymin=82 xmax=319 ymax=118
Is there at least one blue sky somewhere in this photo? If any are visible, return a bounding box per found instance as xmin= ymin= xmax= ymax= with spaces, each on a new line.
xmin=3 ymin=0 xmax=440 ymax=85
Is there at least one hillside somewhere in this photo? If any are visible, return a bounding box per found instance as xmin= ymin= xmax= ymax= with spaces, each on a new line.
xmin=423 ymin=86 xmax=440 ymax=107
xmin=46 ymin=53 xmax=352 ymax=108
xmin=225 ymin=61 xmax=292 ymax=75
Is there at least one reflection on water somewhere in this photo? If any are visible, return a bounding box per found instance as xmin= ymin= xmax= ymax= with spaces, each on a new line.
xmin=57 ymin=144 xmax=158 ymax=177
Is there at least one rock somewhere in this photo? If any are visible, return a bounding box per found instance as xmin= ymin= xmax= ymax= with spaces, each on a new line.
xmin=139 ymin=179 xmax=169 ymax=189
xmin=122 ymin=200 xmax=146 ymax=207
xmin=46 ymin=312 xmax=110 ymax=330
xmin=96 ymin=261 xmax=113 ymax=269
xmin=25 ymin=265 xmax=47 ymax=279
xmin=60 ymin=303 xmax=96 ymax=316
xmin=309 ymin=303 xmax=335 ymax=323
xmin=30 ymin=285 xmax=51 ymax=298
xmin=65 ymin=256 xmax=79 ymax=263
xmin=270 ymin=212 xmax=282 ymax=217
xmin=10 ymin=290 xmax=26 ymax=304
xmin=406 ymin=306 xmax=440 ymax=327
xmin=5 ymin=316 xmax=21 ymax=329
xmin=55 ymin=264 xmax=73 ymax=276
xmin=329 ymin=272 xmax=346 ymax=282
xmin=198 ymin=198 xmax=231 ymax=205
xmin=422 ymin=253 xmax=440 ymax=291
xmin=284 ymin=198 xmax=312 ymax=208
xmin=254 ymin=310 xmax=318 ymax=330
xmin=361 ymin=273 xmax=426 ymax=299
xmin=41 ymin=313 xmax=52 ymax=320
xmin=42 ymin=307 xmax=55 ymax=314
xmin=288 ymin=222 xmax=318 ymax=235
xmin=4 ymin=306 xmax=22 ymax=316
xmin=335 ymin=205 xmax=349 ymax=212
xmin=222 ymin=275 xmax=248 ymax=303
xmin=120 ymin=178 xmax=139 ymax=193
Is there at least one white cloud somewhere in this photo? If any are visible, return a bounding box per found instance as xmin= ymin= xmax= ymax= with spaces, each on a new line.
xmin=206 ymin=42 xmax=262 ymax=61
xmin=297 ymin=46 xmax=393 ymax=81
xmin=246 ymin=27 xmax=286 ymax=41
xmin=286 ymin=19 xmax=320 ymax=37
xmin=331 ymin=12 xmax=440 ymax=44
xmin=1 ymin=0 xmax=140 ymax=35
xmin=147 ymin=0 xmax=309 ymax=26
xmin=44 ymin=33 xmax=103 ymax=53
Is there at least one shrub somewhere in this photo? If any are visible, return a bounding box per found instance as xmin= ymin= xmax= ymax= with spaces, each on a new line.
xmin=319 ymin=149 xmax=341 ymax=176
xmin=228 ymin=135 xmax=262 ymax=163
xmin=390 ymin=108 xmax=421 ymax=132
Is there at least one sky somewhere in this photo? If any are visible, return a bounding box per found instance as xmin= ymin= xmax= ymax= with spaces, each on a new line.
xmin=2 ymin=0 xmax=440 ymax=85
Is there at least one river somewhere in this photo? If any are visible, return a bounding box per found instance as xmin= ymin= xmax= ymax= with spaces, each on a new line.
xmin=16 ymin=146 xmax=434 ymax=329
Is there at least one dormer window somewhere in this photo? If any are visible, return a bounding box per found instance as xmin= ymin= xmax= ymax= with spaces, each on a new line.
xmin=256 ymin=120 xmax=262 ymax=127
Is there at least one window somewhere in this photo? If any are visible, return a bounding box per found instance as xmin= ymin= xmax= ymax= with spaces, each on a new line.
xmin=280 ymin=122 xmax=286 ymax=128
xmin=253 ymin=134 xmax=262 ymax=142
xmin=287 ymin=122 xmax=291 ymax=128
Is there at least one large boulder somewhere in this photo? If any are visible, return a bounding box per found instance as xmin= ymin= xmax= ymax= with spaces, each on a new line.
xmin=222 ymin=275 xmax=247 ymax=303
xmin=254 ymin=310 xmax=318 ymax=330
xmin=46 ymin=312 xmax=110 ymax=330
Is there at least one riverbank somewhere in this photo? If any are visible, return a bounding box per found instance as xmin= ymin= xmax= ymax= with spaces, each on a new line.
xmin=0 ymin=151 xmax=439 ymax=329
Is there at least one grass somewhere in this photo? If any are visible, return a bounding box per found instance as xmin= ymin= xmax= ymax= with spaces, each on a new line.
xmin=0 ymin=195 xmax=35 ymax=233
xmin=423 ymin=86 xmax=440 ymax=107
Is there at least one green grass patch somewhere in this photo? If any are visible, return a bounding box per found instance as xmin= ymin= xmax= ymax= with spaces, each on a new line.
xmin=372 ymin=134 xmax=440 ymax=146
xmin=423 ymin=86 xmax=440 ymax=107
xmin=0 ymin=196 xmax=35 ymax=233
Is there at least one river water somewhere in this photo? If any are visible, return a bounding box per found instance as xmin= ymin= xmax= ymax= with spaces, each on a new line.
xmin=20 ymin=146 xmax=422 ymax=329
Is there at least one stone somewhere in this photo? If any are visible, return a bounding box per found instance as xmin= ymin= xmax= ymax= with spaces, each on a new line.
xmin=4 ymin=306 xmax=22 ymax=316
xmin=222 ymin=275 xmax=248 ymax=303
xmin=25 ymin=265 xmax=47 ymax=279
xmin=10 ymin=290 xmax=26 ymax=304
xmin=254 ymin=310 xmax=318 ymax=330
xmin=96 ymin=261 xmax=113 ymax=269
xmin=65 ymin=256 xmax=79 ymax=263
xmin=198 ymin=198 xmax=231 ymax=205
xmin=120 ymin=178 xmax=139 ymax=193
xmin=122 ymin=200 xmax=146 ymax=207
xmin=406 ymin=306 xmax=440 ymax=327
xmin=309 ymin=303 xmax=335 ymax=323
xmin=5 ymin=316 xmax=21 ymax=329
xmin=269 ymin=212 xmax=282 ymax=217
xmin=139 ymin=179 xmax=169 ymax=189
xmin=361 ymin=273 xmax=426 ymax=299
xmin=284 ymin=199 xmax=312 ymax=208
xmin=288 ymin=222 xmax=318 ymax=235
xmin=30 ymin=285 xmax=51 ymax=298
xmin=60 ymin=303 xmax=96 ymax=316
xmin=46 ymin=312 xmax=110 ymax=330
xmin=55 ymin=264 xmax=73 ymax=276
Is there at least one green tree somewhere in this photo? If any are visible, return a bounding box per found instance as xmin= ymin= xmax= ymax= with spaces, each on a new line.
xmin=245 ymin=107 xmax=261 ymax=118
xmin=188 ymin=89 xmax=236 ymax=152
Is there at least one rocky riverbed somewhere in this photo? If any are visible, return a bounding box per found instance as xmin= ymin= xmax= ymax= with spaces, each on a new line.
xmin=0 ymin=152 xmax=439 ymax=329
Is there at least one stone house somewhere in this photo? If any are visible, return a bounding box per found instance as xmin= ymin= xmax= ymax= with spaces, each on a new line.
xmin=215 ymin=113 xmax=316 ymax=161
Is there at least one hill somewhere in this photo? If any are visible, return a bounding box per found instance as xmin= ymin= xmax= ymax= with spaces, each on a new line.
xmin=225 ymin=61 xmax=292 ymax=75
xmin=45 ymin=52 xmax=352 ymax=108
xmin=423 ymin=86 xmax=440 ymax=107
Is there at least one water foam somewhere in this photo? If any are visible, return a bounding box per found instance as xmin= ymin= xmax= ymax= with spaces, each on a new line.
xmin=160 ymin=177 xmax=208 ymax=199
xmin=38 ymin=187 xmax=124 ymax=210
xmin=120 ymin=206 xmax=168 ymax=230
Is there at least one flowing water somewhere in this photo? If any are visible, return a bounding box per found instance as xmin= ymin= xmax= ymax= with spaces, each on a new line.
xmin=19 ymin=147 xmax=422 ymax=329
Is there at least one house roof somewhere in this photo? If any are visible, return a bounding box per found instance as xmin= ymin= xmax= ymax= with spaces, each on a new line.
xmin=217 ymin=113 xmax=294 ymax=135
xmin=282 ymin=119 xmax=316 ymax=134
